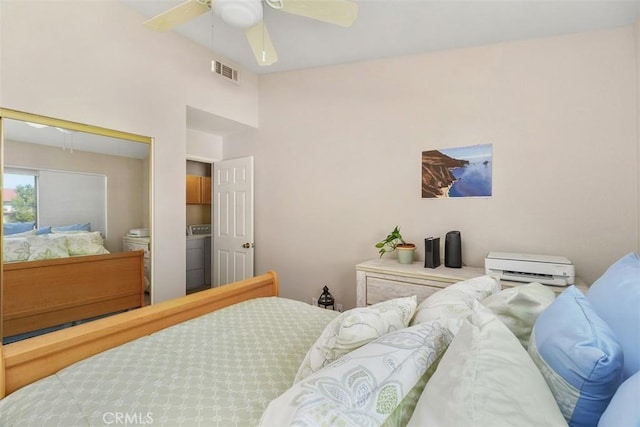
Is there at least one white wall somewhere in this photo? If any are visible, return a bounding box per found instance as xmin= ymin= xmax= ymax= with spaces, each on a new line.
xmin=225 ymin=26 xmax=639 ymax=308
xmin=187 ymin=129 xmax=223 ymax=161
xmin=0 ymin=1 xmax=259 ymax=302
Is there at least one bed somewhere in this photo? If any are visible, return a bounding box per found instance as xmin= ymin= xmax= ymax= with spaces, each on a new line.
xmin=2 ymin=229 xmax=146 ymax=339
xmin=1 ymin=253 xmax=638 ymax=426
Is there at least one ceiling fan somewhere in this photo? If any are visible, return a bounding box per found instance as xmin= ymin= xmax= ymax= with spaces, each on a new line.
xmin=144 ymin=0 xmax=358 ymax=66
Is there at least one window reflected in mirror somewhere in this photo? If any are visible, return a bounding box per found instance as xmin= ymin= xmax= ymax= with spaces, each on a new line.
xmin=3 ymin=171 xmax=37 ymax=230
xmin=3 ymin=168 xmax=108 ymax=241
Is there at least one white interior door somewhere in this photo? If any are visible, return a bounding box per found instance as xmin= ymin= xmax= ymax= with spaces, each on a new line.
xmin=213 ymin=156 xmax=254 ymax=286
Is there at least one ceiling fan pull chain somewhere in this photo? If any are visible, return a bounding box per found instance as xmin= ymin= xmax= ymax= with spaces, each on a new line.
xmin=262 ymin=20 xmax=266 ymax=63
xmin=265 ymin=0 xmax=283 ymax=10
xmin=210 ymin=8 xmax=216 ymax=53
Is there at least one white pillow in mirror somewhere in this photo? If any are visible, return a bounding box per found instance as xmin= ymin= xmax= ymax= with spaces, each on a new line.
xmin=294 ymin=296 xmax=417 ymax=383
xmin=63 ymin=232 xmax=109 ymax=256
xmin=27 ymin=236 xmax=70 ymax=261
xmin=48 ymin=231 xmax=108 ymax=256
xmin=410 ymin=275 xmax=500 ymax=334
xmin=3 ymin=238 xmax=30 ymax=262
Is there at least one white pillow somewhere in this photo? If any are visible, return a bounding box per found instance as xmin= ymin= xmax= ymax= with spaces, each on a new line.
xmin=260 ymin=319 xmax=453 ymax=427
xmin=481 ymin=282 xmax=556 ymax=348
xmin=408 ymin=301 xmax=567 ymax=427
xmin=410 ymin=275 xmax=500 ymax=334
xmin=294 ymin=296 xmax=417 ymax=383
xmin=3 ymin=238 xmax=30 ymax=262
xmin=27 ymin=236 xmax=70 ymax=261
xmin=62 ymin=232 xmax=109 ymax=256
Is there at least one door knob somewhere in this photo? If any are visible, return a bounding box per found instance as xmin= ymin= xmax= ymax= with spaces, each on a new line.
xmin=242 ymin=243 xmax=255 ymax=249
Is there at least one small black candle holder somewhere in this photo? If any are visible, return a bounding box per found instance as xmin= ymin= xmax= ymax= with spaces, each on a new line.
xmin=318 ymin=285 xmax=335 ymax=310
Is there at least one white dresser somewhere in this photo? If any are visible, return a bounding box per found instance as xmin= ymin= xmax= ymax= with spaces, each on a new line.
xmin=122 ymin=235 xmax=151 ymax=290
xmin=356 ymin=258 xmax=587 ymax=307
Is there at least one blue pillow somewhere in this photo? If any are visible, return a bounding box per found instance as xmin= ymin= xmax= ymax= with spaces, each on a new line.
xmin=3 ymin=221 xmax=35 ymax=235
xmin=35 ymin=226 xmax=52 ymax=235
xmin=528 ymin=286 xmax=624 ymax=427
xmin=587 ymin=252 xmax=640 ymax=380
xmin=51 ymin=223 xmax=91 ymax=233
xmin=598 ymin=371 xmax=640 ymax=427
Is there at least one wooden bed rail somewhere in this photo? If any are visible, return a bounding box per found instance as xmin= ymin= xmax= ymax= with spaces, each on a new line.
xmin=0 ymin=271 xmax=279 ymax=398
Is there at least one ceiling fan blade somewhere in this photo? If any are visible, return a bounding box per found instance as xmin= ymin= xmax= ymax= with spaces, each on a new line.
xmin=245 ymin=21 xmax=278 ymax=66
xmin=278 ymin=0 xmax=357 ymax=27
xmin=144 ymin=0 xmax=212 ymax=31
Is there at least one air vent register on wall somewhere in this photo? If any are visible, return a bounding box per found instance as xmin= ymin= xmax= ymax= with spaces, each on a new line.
xmin=212 ymin=60 xmax=239 ymax=84
xmin=485 ymin=252 xmax=575 ymax=286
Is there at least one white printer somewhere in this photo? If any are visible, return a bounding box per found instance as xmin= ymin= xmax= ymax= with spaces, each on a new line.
xmin=128 ymin=228 xmax=149 ymax=237
xmin=485 ymin=252 xmax=575 ymax=286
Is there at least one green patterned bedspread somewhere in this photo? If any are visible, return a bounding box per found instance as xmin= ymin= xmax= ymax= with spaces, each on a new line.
xmin=0 ymin=297 xmax=338 ymax=427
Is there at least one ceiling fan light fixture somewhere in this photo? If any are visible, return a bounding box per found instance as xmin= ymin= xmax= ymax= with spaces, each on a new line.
xmin=214 ymin=0 xmax=263 ymax=29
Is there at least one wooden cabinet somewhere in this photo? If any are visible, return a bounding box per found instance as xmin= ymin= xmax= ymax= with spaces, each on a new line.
xmin=201 ymin=176 xmax=211 ymax=205
xmin=186 ymin=175 xmax=211 ymax=205
xmin=186 ymin=175 xmax=201 ymax=204
xmin=356 ymin=258 xmax=587 ymax=307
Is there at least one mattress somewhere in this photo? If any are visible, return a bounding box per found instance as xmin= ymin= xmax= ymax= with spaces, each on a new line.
xmin=0 ymin=297 xmax=339 ymax=426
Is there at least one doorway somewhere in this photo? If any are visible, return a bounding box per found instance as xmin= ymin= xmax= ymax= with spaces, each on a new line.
xmin=185 ymin=156 xmax=255 ymax=293
xmin=186 ymin=159 xmax=212 ymax=294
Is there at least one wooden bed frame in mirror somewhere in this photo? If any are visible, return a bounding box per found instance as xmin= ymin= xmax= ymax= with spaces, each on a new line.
xmin=3 ymin=250 xmax=145 ymax=338
xmin=0 ymin=271 xmax=278 ymax=398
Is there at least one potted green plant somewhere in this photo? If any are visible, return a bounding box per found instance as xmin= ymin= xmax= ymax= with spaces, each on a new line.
xmin=375 ymin=226 xmax=416 ymax=264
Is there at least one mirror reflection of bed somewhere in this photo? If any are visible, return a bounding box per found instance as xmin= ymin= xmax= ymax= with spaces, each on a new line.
xmin=1 ymin=109 xmax=152 ymax=343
